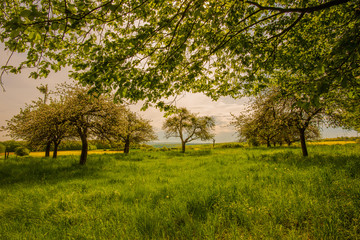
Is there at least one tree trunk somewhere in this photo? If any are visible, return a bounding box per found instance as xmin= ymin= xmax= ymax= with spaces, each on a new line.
xmin=266 ymin=138 xmax=271 ymax=147
xmin=124 ymin=137 xmax=130 ymax=154
xmin=79 ymin=134 xmax=88 ymax=165
xmin=53 ymin=142 xmax=59 ymax=158
xmin=299 ymin=128 xmax=308 ymax=157
xmin=181 ymin=141 xmax=186 ymax=153
xmin=45 ymin=143 xmax=51 ymax=157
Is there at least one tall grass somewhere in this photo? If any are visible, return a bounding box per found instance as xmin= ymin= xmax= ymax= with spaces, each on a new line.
xmin=0 ymin=144 xmax=359 ymax=239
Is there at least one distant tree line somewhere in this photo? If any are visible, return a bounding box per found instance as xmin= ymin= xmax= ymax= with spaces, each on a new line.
xmin=1 ymin=83 xmax=358 ymax=161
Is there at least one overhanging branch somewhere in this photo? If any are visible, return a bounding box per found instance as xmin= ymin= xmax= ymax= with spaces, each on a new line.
xmin=247 ymin=0 xmax=350 ymax=13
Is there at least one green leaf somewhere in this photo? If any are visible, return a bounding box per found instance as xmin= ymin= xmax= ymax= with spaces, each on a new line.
xmin=20 ymin=10 xmax=32 ymax=18
xmin=340 ymin=76 xmax=348 ymax=88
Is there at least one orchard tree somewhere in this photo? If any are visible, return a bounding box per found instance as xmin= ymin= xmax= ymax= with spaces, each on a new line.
xmin=231 ymin=92 xmax=289 ymax=147
xmin=0 ymin=143 xmax=5 ymax=159
xmin=277 ymin=125 xmax=320 ymax=147
xmin=162 ymin=108 xmax=215 ymax=153
xmin=273 ymin=75 xmax=326 ymax=156
xmin=282 ymin=100 xmax=323 ymax=157
xmin=231 ymin=89 xmax=322 ymax=155
xmin=3 ymin=83 xmax=58 ymax=157
xmin=0 ymin=1 xmax=358 ymax=109
xmin=1 ymin=140 xmax=22 ymax=159
xmin=60 ymin=85 xmax=127 ymax=165
xmin=2 ymin=106 xmax=48 ymax=155
xmin=37 ymin=102 xmax=73 ymax=158
xmin=231 ymin=112 xmax=278 ymax=147
xmin=326 ymin=89 xmax=360 ymax=133
xmin=120 ymin=111 xmax=157 ymax=154
xmin=2 ymin=107 xmax=32 ymax=148
xmin=91 ymin=105 xmax=157 ymax=154
xmin=36 ymin=83 xmax=52 ymax=154
xmin=3 ymin=101 xmax=72 ymax=158
xmin=36 ymin=84 xmax=50 ymax=104
xmin=102 ymin=109 xmax=157 ymax=154
xmin=3 ymin=83 xmax=129 ymax=164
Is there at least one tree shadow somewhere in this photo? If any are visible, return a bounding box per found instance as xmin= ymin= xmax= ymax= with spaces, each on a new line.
xmin=253 ymin=151 xmax=360 ymax=178
xmin=0 ymin=155 xmax=107 ymax=187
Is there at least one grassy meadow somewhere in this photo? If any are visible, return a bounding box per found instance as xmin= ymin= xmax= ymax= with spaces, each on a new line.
xmin=0 ymin=144 xmax=359 ymax=239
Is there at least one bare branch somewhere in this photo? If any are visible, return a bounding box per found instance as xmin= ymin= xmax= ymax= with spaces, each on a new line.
xmin=0 ymin=46 xmax=17 ymax=92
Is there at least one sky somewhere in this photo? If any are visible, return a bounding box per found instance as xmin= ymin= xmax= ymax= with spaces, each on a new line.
xmin=0 ymin=45 xmax=358 ymax=143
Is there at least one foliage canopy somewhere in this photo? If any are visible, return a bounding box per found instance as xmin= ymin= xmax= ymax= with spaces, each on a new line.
xmin=231 ymin=89 xmax=322 ymax=156
xmin=1 ymin=0 xmax=358 ymax=108
xmin=3 ymin=84 xmax=157 ymax=164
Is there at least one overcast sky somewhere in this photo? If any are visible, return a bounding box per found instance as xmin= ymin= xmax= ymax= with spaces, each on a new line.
xmin=0 ymin=45 xmax=358 ymax=143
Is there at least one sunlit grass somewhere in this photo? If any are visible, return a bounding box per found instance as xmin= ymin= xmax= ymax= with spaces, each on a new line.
xmin=0 ymin=144 xmax=359 ymax=239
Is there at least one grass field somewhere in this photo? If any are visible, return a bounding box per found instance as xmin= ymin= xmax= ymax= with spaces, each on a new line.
xmin=0 ymin=144 xmax=359 ymax=239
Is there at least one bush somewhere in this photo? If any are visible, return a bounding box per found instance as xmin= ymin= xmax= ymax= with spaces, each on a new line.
xmin=248 ymin=137 xmax=260 ymax=147
xmin=356 ymin=138 xmax=360 ymax=144
xmin=160 ymin=147 xmax=170 ymax=151
xmin=88 ymin=144 xmax=97 ymax=150
xmin=58 ymin=140 xmax=82 ymax=150
xmin=140 ymin=144 xmax=155 ymax=149
xmin=14 ymin=147 xmax=30 ymax=156
xmin=141 ymin=145 xmax=156 ymax=151
xmin=0 ymin=143 xmax=5 ymax=153
xmin=217 ymin=143 xmax=244 ymax=148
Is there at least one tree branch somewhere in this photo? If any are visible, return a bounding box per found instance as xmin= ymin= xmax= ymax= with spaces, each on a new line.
xmin=165 ymin=0 xmax=194 ymax=52
xmin=210 ymin=12 xmax=283 ymax=55
xmin=267 ymin=12 xmax=305 ymax=41
xmin=0 ymin=45 xmax=17 ymax=92
xmin=247 ymin=0 xmax=350 ymax=13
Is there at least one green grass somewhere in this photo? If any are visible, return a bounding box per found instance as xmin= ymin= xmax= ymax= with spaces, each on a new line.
xmin=0 ymin=144 xmax=359 ymax=239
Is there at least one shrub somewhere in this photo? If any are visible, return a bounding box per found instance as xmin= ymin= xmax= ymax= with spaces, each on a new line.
xmin=88 ymin=144 xmax=97 ymax=150
xmin=14 ymin=147 xmax=30 ymax=156
xmin=248 ymin=137 xmax=260 ymax=147
xmin=356 ymin=138 xmax=360 ymax=144
xmin=218 ymin=143 xmax=244 ymax=148
xmin=160 ymin=147 xmax=170 ymax=151
xmin=58 ymin=140 xmax=82 ymax=150
xmin=0 ymin=143 xmax=5 ymax=159
xmin=0 ymin=143 xmax=5 ymax=153
xmin=140 ymin=144 xmax=155 ymax=150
